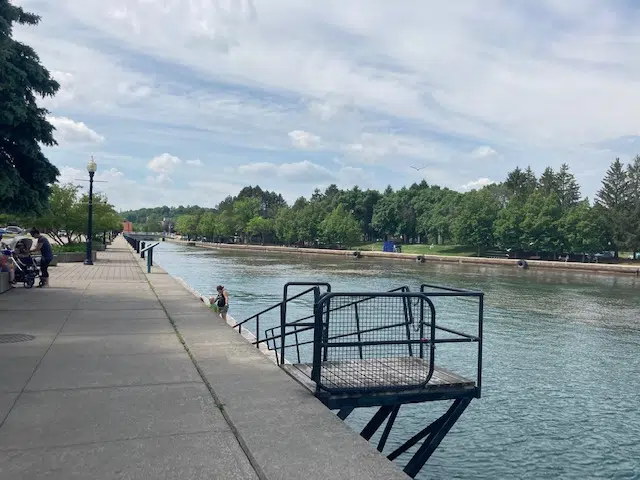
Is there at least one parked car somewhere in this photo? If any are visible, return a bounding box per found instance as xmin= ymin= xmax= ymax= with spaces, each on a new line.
xmin=4 ymin=226 xmax=23 ymax=234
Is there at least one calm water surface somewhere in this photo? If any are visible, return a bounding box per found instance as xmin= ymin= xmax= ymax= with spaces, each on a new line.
xmin=155 ymin=242 xmax=640 ymax=480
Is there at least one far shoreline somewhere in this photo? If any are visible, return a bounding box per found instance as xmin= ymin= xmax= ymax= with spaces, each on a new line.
xmin=165 ymin=239 xmax=640 ymax=277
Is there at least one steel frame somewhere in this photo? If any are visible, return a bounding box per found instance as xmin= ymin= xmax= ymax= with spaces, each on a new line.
xmin=340 ymin=397 xmax=473 ymax=478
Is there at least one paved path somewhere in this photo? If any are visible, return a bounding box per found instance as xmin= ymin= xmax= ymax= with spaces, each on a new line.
xmin=0 ymin=237 xmax=407 ymax=479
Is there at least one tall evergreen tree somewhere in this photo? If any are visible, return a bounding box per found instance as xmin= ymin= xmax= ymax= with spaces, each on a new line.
xmin=626 ymin=155 xmax=640 ymax=257
xmin=555 ymin=163 xmax=581 ymax=210
xmin=504 ymin=166 xmax=537 ymax=199
xmin=538 ymin=167 xmax=558 ymax=196
xmin=595 ymin=158 xmax=629 ymax=258
xmin=0 ymin=1 xmax=60 ymax=213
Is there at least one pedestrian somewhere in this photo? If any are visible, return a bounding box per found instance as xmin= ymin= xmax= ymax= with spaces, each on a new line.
xmin=210 ymin=285 xmax=229 ymax=321
xmin=29 ymin=228 xmax=54 ymax=287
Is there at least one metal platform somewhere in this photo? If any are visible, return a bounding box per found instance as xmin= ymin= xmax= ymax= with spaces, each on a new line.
xmin=234 ymin=282 xmax=484 ymax=478
xmin=283 ymin=359 xmax=475 ymax=409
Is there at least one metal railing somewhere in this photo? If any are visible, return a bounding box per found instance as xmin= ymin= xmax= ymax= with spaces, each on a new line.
xmin=261 ymin=285 xmax=413 ymax=364
xmin=123 ymin=234 xmax=160 ymax=273
xmin=234 ymin=282 xmax=484 ymax=397
xmin=232 ymin=282 xmax=331 ymax=352
xmin=420 ymin=283 xmax=484 ymax=396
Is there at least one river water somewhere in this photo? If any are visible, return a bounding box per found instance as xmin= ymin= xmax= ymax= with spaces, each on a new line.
xmin=155 ymin=242 xmax=640 ymax=480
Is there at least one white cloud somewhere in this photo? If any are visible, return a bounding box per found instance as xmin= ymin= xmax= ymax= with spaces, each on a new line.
xmin=17 ymin=0 xmax=640 ymax=205
xmin=471 ymin=146 xmax=497 ymax=158
xmin=47 ymin=116 xmax=105 ymax=144
xmin=56 ymin=165 xmax=242 ymax=211
xmin=147 ymin=153 xmax=181 ymax=174
xmin=238 ymin=160 xmax=334 ymax=183
xmin=460 ymin=178 xmax=496 ymax=191
xmin=288 ymin=130 xmax=321 ymax=149
xmin=186 ymin=159 xmax=203 ymax=166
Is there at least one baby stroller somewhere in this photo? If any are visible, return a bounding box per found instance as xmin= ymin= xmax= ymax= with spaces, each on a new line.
xmin=2 ymin=236 xmax=43 ymax=288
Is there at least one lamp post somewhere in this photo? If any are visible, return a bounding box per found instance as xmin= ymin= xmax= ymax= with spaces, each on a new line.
xmin=84 ymin=157 xmax=97 ymax=265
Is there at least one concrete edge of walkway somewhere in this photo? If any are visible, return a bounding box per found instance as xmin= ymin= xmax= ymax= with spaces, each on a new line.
xmin=126 ymin=241 xmax=410 ymax=480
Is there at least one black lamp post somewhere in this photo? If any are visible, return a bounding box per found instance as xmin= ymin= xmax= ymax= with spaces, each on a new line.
xmin=84 ymin=156 xmax=97 ymax=265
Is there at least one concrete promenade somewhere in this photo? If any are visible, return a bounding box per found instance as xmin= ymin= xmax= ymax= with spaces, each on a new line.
xmin=0 ymin=237 xmax=407 ymax=479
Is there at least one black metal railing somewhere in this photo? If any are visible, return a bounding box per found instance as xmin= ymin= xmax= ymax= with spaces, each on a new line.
xmin=420 ymin=283 xmax=484 ymax=396
xmin=234 ymin=282 xmax=484 ymax=397
xmin=232 ymin=282 xmax=331 ymax=351
xmin=261 ymin=285 xmax=412 ymax=364
xmin=310 ymin=291 xmax=437 ymax=394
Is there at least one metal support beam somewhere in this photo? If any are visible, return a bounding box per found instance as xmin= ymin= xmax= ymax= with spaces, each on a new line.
xmin=360 ymin=405 xmax=394 ymax=440
xmin=337 ymin=407 xmax=354 ymax=420
xmin=403 ymin=398 xmax=472 ymax=478
xmin=377 ymin=404 xmax=400 ymax=452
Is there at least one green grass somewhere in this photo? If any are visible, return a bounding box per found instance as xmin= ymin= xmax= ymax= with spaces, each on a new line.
xmin=350 ymin=242 xmax=477 ymax=257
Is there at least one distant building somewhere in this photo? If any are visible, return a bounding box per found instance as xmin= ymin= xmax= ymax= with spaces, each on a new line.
xmin=122 ymin=221 xmax=133 ymax=233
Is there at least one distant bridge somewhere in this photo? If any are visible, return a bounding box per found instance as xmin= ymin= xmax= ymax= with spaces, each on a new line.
xmin=123 ymin=232 xmax=167 ymax=241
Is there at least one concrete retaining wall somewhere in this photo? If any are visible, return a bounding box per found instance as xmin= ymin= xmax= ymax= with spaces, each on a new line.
xmin=168 ymin=240 xmax=640 ymax=276
xmin=52 ymin=251 xmax=97 ymax=264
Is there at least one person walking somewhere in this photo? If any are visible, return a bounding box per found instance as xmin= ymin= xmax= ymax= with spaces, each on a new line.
xmin=210 ymin=285 xmax=229 ymax=321
xmin=30 ymin=228 xmax=54 ymax=287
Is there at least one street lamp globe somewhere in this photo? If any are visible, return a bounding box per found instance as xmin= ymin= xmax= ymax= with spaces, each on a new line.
xmin=87 ymin=156 xmax=97 ymax=174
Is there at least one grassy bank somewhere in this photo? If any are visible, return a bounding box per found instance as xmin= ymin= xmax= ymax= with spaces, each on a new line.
xmin=351 ymin=242 xmax=477 ymax=257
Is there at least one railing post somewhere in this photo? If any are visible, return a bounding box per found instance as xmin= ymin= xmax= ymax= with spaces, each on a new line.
xmin=140 ymin=241 xmax=146 ymax=259
xmin=148 ymin=247 xmax=153 ymax=273
xmin=256 ymin=315 xmax=260 ymax=349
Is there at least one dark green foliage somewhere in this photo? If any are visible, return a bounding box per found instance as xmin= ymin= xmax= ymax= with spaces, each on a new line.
xmin=0 ymin=1 xmax=60 ymax=213
xmin=123 ymin=156 xmax=640 ymax=259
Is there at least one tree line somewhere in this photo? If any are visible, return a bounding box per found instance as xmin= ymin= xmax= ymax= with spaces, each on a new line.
xmin=2 ymin=184 xmax=123 ymax=245
xmin=123 ymin=157 xmax=640 ymax=260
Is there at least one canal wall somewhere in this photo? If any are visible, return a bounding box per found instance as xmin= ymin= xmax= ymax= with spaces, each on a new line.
xmin=167 ymin=240 xmax=640 ymax=276
xmin=130 ymin=243 xmax=410 ymax=479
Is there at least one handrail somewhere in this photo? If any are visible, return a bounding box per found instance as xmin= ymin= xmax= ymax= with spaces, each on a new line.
xmin=311 ymin=291 xmax=438 ymax=394
xmin=123 ymin=234 xmax=160 ymax=273
xmin=260 ymin=286 xmax=412 ymax=354
xmin=232 ymin=284 xmax=328 ymax=350
xmin=421 ymin=283 xmax=484 ymax=398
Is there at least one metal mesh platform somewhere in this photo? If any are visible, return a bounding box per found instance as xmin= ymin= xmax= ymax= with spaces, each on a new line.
xmin=283 ymin=359 xmax=474 ymax=397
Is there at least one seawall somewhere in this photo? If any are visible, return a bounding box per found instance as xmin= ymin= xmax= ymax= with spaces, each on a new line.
xmin=167 ymin=240 xmax=640 ymax=276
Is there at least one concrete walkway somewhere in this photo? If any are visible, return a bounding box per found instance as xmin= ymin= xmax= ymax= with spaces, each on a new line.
xmin=0 ymin=237 xmax=407 ymax=479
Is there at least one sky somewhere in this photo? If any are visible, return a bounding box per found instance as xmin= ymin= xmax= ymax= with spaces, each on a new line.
xmin=13 ymin=0 xmax=640 ymax=211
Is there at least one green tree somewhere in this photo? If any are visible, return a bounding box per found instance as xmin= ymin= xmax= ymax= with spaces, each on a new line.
xmin=504 ymin=166 xmax=537 ymax=199
xmin=372 ymin=190 xmax=399 ymax=239
xmin=141 ymin=213 xmax=163 ymax=233
xmin=0 ymin=1 xmax=60 ymax=213
xmin=36 ymin=184 xmax=83 ymax=244
xmin=555 ymin=163 xmax=581 ymax=210
xmin=538 ymin=167 xmax=558 ymax=196
xmin=520 ymin=192 xmax=563 ymax=255
xmin=233 ymin=198 xmax=260 ymax=242
xmin=85 ymin=193 xmax=122 ymax=238
xmin=558 ymin=200 xmax=607 ymax=258
xmin=246 ymin=216 xmax=274 ymax=244
xmin=319 ymin=205 xmax=361 ymax=246
xmin=493 ymin=199 xmax=526 ymax=252
xmin=453 ymin=188 xmax=501 ymax=254
xmin=274 ymin=207 xmax=297 ymax=244
xmin=626 ymin=155 xmax=640 ymax=257
xmin=175 ymin=214 xmax=199 ymax=240
xmin=197 ymin=211 xmax=220 ymax=240
xmin=595 ymin=158 xmax=629 ymax=258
